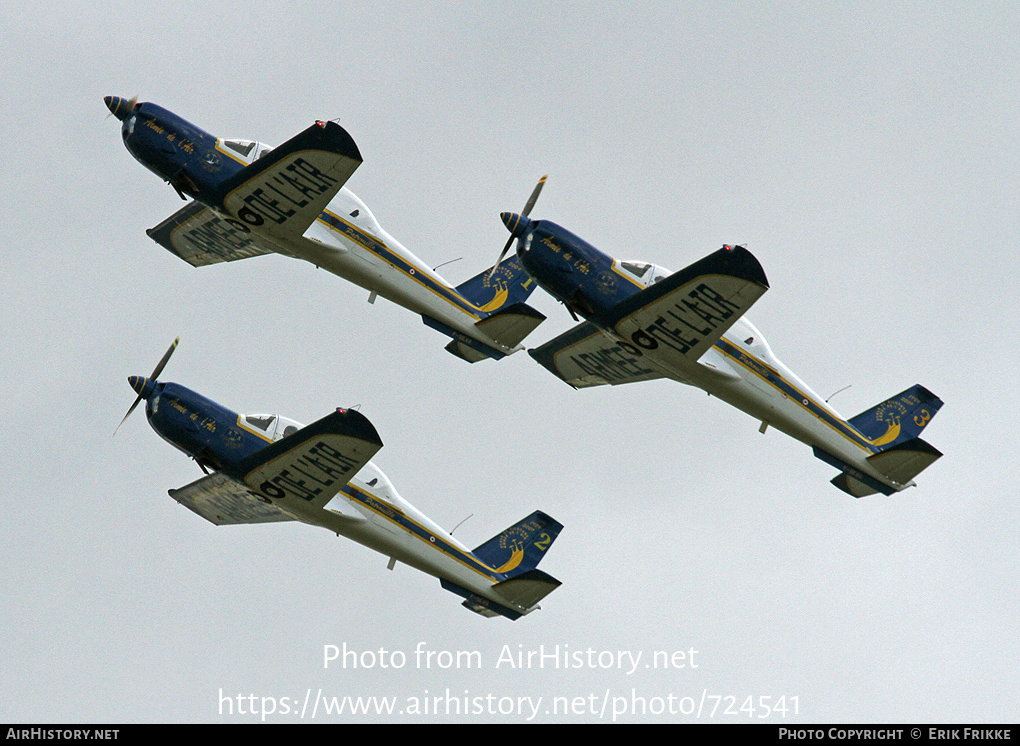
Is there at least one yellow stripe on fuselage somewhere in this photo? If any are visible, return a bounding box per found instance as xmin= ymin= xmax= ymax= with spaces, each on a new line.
xmin=714 ymin=341 xmax=877 ymax=454
xmin=236 ymin=416 xmax=275 ymax=443
xmin=344 ymin=484 xmax=501 ymax=580
xmin=316 ymin=210 xmax=487 ymax=321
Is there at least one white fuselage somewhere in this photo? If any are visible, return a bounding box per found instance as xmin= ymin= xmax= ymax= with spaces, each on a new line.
xmin=270 ymin=459 xmax=528 ymax=615
xmin=626 ymin=316 xmax=900 ymax=491
xmin=249 ymin=183 xmax=521 ymax=357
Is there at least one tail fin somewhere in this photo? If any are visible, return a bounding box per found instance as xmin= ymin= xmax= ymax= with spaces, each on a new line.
xmin=424 ymin=255 xmax=546 ymax=363
xmin=473 ymin=511 xmax=563 ymax=579
xmin=848 ymin=384 xmax=943 ymax=450
xmin=454 ymin=255 xmax=538 ymax=316
xmin=824 ymin=384 xmax=944 ymax=496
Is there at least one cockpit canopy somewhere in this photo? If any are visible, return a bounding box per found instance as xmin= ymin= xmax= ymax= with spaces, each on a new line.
xmin=615 ymin=260 xmax=672 ymax=288
xmin=217 ymin=138 xmax=274 ymax=165
xmin=239 ymin=413 xmax=303 ymax=442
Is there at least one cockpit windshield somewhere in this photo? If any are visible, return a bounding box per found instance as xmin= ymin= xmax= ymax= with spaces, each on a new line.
xmin=242 ymin=414 xmax=275 ymax=433
xmin=620 ymin=261 xmax=651 ymax=278
xmin=221 ymin=139 xmax=255 ymax=157
xmin=616 ymin=260 xmax=673 ymax=287
xmin=239 ymin=413 xmax=304 ymax=441
xmin=218 ymin=139 xmax=273 ymax=164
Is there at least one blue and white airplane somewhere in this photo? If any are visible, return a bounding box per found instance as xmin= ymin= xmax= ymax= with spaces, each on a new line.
xmin=104 ymin=96 xmax=546 ymax=363
xmin=119 ymin=340 xmax=563 ymax=620
xmin=495 ymin=192 xmax=943 ymax=497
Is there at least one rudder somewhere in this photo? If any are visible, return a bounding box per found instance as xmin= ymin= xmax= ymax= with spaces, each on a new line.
xmin=848 ymin=384 xmax=943 ymax=450
xmin=455 ymin=255 xmax=539 ymax=315
xmin=473 ymin=511 xmax=563 ymax=579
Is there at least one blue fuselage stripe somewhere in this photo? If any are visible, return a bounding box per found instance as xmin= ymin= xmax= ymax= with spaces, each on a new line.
xmin=338 ymin=484 xmax=503 ymax=582
xmin=712 ymin=338 xmax=876 ymax=453
xmin=315 ymin=211 xmax=483 ymax=319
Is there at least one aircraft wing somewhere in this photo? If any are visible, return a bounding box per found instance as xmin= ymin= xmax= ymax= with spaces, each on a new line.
xmin=529 ymin=321 xmax=666 ymax=388
xmin=169 ymin=471 xmax=295 ymax=525
xmin=599 ymin=245 xmax=769 ymax=370
xmin=232 ymin=408 xmax=383 ymax=510
xmin=210 ymin=121 xmax=362 ymax=240
xmin=147 ymin=201 xmax=276 ymax=267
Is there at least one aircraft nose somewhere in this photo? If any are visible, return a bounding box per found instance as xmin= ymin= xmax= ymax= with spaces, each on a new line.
xmin=104 ymin=95 xmax=135 ymax=121
xmin=128 ymin=375 xmax=155 ymax=399
xmin=500 ymin=211 xmax=531 ymax=239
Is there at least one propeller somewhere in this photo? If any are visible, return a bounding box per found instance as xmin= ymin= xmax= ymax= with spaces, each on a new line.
xmin=114 ymin=337 xmax=179 ymax=435
xmin=488 ymin=175 xmax=547 ymax=279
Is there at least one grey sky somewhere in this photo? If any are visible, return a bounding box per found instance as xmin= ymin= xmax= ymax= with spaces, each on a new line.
xmin=1 ymin=1 xmax=1017 ymax=723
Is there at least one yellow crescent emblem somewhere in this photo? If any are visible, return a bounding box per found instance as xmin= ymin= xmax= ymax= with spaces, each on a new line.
xmin=478 ymin=284 xmax=509 ymax=313
xmin=869 ymin=421 xmax=901 ymax=447
xmin=494 ymin=540 xmax=524 ymax=573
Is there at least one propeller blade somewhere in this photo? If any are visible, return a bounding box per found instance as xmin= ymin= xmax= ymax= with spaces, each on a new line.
xmin=520 ymin=174 xmax=547 ymax=218
xmin=489 ymin=175 xmax=548 ymax=279
xmin=150 ymin=337 xmax=179 ymax=380
xmin=489 ymin=234 xmax=516 ymax=279
xmin=114 ymin=395 xmax=143 ymax=436
xmin=114 ymin=337 xmax=179 ymax=436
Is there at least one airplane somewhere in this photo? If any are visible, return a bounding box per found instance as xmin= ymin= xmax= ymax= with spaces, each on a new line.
xmin=493 ymin=192 xmax=943 ymax=497
xmin=118 ymin=339 xmax=563 ymax=620
xmin=103 ymin=96 xmax=546 ymax=363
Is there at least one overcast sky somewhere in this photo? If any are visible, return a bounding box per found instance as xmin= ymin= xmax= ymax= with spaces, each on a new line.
xmin=2 ymin=0 xmax=1017 ymax=723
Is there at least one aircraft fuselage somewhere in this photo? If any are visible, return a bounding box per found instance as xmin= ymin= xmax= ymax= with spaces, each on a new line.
xmin=127 ymin=374 xmax=541 ymax=618
xmin=108 ymin=97 xmax=534 ymax=361
xmin=506 ymin=214 xmax=928 ymax=495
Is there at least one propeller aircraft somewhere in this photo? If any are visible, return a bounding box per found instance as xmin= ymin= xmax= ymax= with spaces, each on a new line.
xmin=104 ymin=96 xmax=546 ymax=363
xmin=119 ymin=340 xmax=563 ymax=620
xmin=496 ymin=188 xmax=943 ymax=497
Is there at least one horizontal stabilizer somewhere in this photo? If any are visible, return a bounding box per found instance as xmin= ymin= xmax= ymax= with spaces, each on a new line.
xmin=865 ymin=437 xmax=942 ymax=486
xmin=830 ymin=473 xmax=879 ymax=498
xmin=231 ymin=408 xmax=383 ymax=509
xmin=422 ymin=314 xmax=507 ymax=362
xmin=444 ymin=339 xmax=490 ymax=363
xmin=169 ymin=471 xmax=295 ymax=525
xmin=460 ymin=601 xmax=501 ymax=618
xmin=530 ymin=320 xmax=665 ymax=388
xmin=473 ymin=302 xmax=546 ymax=350
xmin=439 ymin=578 xmax=523 ymax=620
xmin=147 ymin=201 xmax=276 ymax=267
xmin=813 ymin=447 xmax=897 ymax=496
xmin=491 ymin=569 xmax=562 ymax=609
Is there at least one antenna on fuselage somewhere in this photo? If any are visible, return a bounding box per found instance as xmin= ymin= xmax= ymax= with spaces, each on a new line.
xmin=432 ymin=257 xmax=462 ymax=272
xmin=451 ymin=513 xmax=474 ymax=536
xmin=825 ymin=384 xmax=852 ymax=403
